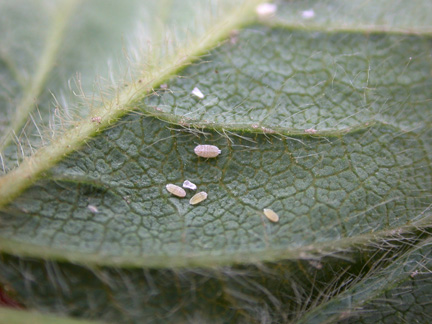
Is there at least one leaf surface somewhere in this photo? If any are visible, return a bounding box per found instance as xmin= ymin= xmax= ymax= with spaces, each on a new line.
xmin=0 ymin=307 xmax=103 ymax=324
xmin=297 ymin=237 xmax=432 ymax=323
xmin=0 ymin=0 xmax=431 ymax=322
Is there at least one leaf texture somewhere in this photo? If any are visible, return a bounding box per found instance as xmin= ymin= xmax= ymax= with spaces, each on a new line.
xmin=0 ymin=0 xmax=431 ymax=322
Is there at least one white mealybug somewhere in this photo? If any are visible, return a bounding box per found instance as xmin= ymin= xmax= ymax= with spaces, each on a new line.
xmin=194 ymin=144 xmax=221 ymax=158
xmin=183 ymin=180 xmax=197 ymax=190
xmin=166 ymin=184 xmax=186 ymax=198
xmin=301 ymin=9 xmax=315 ymax=19
xmin=87 ymin=205 xmax=99 ymax=213
xmin=304 ymin=128 xmax=317 ymax=134
xmin=191 ymin=87 xmax=204 ymax=99
xmin=189 ymin=191 xmax=208 ymax=205
xmin=256 ymin=3 xmax=277 ymax=17
xmin=263 ymin=208 xmax=279 ymax=222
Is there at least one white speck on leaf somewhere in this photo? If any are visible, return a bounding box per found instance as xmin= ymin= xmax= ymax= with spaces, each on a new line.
xmin=256 ymin=3 xmax=277 ymax=17
xmin=191 ymin=87 xmax=204 ymax=99
xmin=304 ymin=128 xmax=317 ymax=134
xmin=87 ymin=205 xmax=99 ymax=213
xmin=183 ymin=180 xmax=197 ymax=190
xmin=261 ymin=126 xmax=275 ymax=134
xmin=302 ymin=9 xmax=315 ymax=19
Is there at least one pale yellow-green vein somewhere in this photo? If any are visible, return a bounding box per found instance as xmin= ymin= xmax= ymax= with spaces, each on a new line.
xmin=0 ymin=0 xmax=81 ymax=153
xmin=0 ymin=0 xmax=264 ymax=208
xmin=0 ymin=51 xmax=26 ymax=88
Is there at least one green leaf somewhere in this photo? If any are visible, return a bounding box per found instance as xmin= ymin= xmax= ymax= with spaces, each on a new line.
xmin=0 ymin=0 xmax=431 ymax=322
xmin=274 ymin=0 xmax=432 ymax=34
xmin=0 ymin=307 xmax=103 ymax=324
xmin=0 ymin=118 xmax=430 ymax=266
xmin=296 ymin=237 xmax=432 ymax=323
xmin=0 ymin=0 xmax=139 ymax=161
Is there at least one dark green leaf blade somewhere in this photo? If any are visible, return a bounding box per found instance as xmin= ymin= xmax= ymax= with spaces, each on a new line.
xmin=296 ymin=237 xmax=432 ymax=324
xmin=146 ymin=26 xmax=432 ymax=134
xmin=0 ymin=1 xmax=431 ymax=323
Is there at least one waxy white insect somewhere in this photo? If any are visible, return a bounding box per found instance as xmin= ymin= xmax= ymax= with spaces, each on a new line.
xmin=194 ymin=144 xmax=221 ymax=158
xmin=301 ymin=9 xmax=315 ymax=19
xmin=189 ymin=191 xmax=208 ymax=205
xmin=256 ymin=3 xmax=277 ymax=17
xmin=183 ymin=180 xmax=197 ymax=190
xmin=304 ymin=128 xmax=317 ymax=134
xmin=166 ymin=184 xmax=186 ymax=198
xmin=263 ymin=208 xmax=279 ymax=222
xmin=191 ymin=87 xmax=204 ymax=99
xmin=87 ymin=205 xmax=99 ymax=213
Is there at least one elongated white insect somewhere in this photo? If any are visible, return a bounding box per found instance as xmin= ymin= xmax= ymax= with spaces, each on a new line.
xmin=191 ymin=87 xmax=204 ymax=99
xmin=87 ymin=205 xmax=99 ymax=213
xmin=189 ymin=191 xmax=208 ymax=205
xmin=183 ymin=180 xmax=197 ymax=190
xmin=166 ymin=184 xmax=186 ymax=197
xmin=194 ymin=144 xmax=221 ymax=158
xmin=302 ymin=9 xmax=315 ymax=19
xmin=256 ymin=3 xmax=277 ymax=17
xmin=304 ymin=128 xmax=317 ymax=134
xmin=263 ymin=208 xmax=279 ymax=222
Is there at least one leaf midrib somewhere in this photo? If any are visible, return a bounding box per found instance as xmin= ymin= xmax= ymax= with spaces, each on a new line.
xmin=0 ymin=0 xmax=81 ymax=153
xmin=267 ymin=20 xmax=432 ymax=36
xmin=0 ymin=0 xmax=264 ymax=209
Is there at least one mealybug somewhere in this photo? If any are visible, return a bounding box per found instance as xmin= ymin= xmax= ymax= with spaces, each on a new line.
xmin=191 ymin=87 xmax=204 ymax=99
xmin=304 ymin=128 xmax=317 ymax=134
xmin=189 ymin=191 xmax=208 ymax=205
xmin=87 ymin=205 xmax=99 ymax=213
xmin=194 ymin=145 xmax=221 ymax=158
xmin=166 ymin=184 xmax=186 ymax=197
xmin=301 ymin=9 xmax=315 ymax=19
xmin=263 ymin=208 xmax=279 ymax=222
xmin=183 ymin=180 xmax=197 ymax=190
xmin=256 ymin=3 xmax=277 ymax=17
